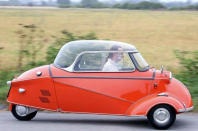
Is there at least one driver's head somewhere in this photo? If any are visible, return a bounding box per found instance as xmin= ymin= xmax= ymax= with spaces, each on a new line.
xmin=109 ymin=45 xmax=123 ymax=62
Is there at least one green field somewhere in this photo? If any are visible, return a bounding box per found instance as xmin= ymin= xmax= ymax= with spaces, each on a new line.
xmin=0 ymin=8 xmax=198 ymax=110
xmin=0 ymin=8 xmax=198 ymax=71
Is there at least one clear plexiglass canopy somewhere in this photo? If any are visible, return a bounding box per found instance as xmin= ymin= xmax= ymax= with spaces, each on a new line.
xmin=54 ymin=40 xmax=137 ymax=69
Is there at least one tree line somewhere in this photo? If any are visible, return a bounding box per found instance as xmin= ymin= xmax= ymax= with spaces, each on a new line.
xmin=57 ymin=0 xmax=198 ymax=10
xmin=58 ymin=0 xmax=166 ymax=10
xmin=0 ymin=0 xmax=197 ymax=10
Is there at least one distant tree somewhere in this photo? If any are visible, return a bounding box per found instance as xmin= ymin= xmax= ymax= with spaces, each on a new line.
xmin=169 ymin=4 xmax=198 ymax=10
xmin=136 ymin=1 xmax=165 ymax=9
xmin=112 ymin=1 xmax=166 ymax=10
xmin=27 ymin=2 xmax=34 ymax=7
xmin=57 ymin=0 xmax=70 ymax=5
xmin=81 ymin=0 xmax=98 ymax=8
xmin=41 ymin=1 xmax=47 ymax=6
xmin=112 ymin=3 xmax=122 ymax=8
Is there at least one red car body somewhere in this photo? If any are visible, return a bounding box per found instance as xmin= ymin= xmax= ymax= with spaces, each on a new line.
xmin=7 ymin=65 xmax=193 ymax=115
xmin=7 ymin=40 xmax=193 ymax=129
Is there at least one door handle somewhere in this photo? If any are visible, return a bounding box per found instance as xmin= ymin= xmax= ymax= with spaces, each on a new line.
xmin=154 ymin=83 xmax=158 ymax=89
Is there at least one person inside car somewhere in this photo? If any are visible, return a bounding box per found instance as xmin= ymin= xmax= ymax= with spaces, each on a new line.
xmin=102 ymin=45 xmax=124 ymax=72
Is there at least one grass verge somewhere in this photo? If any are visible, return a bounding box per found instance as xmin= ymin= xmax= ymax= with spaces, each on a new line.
xmin=0 ymin=86 xmax=8 ymax=105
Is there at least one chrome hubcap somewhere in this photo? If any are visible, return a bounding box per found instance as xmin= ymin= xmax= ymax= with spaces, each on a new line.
xmin=16 ymin=105 xmax=29 ymax=117
xmin=153 ymin=108 xmax=170 ymax=124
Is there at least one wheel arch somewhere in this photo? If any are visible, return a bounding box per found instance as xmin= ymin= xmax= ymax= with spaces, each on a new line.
xmin=125 ymin=94 xmax=184 ymax=116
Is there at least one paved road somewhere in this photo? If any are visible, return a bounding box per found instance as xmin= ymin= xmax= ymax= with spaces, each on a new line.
xmin=0 ymin=111 xmax=197 ymax=131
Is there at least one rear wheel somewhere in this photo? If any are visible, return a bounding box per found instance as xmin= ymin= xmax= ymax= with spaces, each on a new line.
xmin=147 ymin=104 xmax=176 ymax=129
xmin=11 ymin=104 xmax=37 ymax=121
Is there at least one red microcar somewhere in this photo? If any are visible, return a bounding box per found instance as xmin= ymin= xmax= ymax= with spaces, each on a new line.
xmin=7 ymin=40 xmax=193 ymax=129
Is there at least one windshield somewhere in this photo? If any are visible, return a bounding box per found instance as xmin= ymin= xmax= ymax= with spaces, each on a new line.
xmin=133 ymin=53 xmax=149 ymax=71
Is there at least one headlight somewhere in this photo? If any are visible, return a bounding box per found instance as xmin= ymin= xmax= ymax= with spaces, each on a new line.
xmin=7 ymin=81 xmax=11 ymax=86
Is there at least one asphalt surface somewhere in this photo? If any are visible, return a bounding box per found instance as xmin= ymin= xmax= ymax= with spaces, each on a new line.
xmin=0 ymin=111 xmax=197 ymax=131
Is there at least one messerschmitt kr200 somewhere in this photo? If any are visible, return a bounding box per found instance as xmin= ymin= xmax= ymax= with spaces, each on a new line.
xmin=7 ymin=40 xmax=193 ymax=129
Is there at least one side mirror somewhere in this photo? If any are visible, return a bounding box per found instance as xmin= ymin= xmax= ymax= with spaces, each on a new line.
xmin=160 ymin=65 xmax=164 ymax=74
xmin=169 ymin=72 xmax=172 ymax=81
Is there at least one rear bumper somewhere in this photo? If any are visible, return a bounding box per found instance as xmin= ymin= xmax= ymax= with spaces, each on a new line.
xmin=178 ymin=106 xmax=194 ymax=113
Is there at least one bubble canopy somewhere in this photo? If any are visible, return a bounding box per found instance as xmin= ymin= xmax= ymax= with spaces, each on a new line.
xmin=54 ymin=40 xmax=137 ymax=69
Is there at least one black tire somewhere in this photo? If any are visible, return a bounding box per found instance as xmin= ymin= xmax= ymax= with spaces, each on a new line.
xmin=11 ymin=104 xmax=37 ymax=121
xmin=147 ymin=104 xmax=176 ymax=129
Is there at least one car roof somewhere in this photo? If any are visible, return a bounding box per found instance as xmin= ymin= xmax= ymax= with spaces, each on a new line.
xmin=54 ymin=40 xmax=137 ymax=68
xmin=66 ymin=40 xmax=136 ymax=51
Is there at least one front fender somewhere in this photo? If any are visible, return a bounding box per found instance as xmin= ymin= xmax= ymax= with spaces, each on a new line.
xmin=7 ymin=77 xmax=58 ymax=111
xmin=125 ymin=94 xmax=185 ymax=116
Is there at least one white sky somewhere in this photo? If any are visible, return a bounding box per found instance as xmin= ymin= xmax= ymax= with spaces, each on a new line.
xmin=1 ymin=0 xmax=198 ymax=2
xmin=72 ymin=0 xmax=198 ymax=2
xmin=169 ymin=0 xmax=198 ymax=1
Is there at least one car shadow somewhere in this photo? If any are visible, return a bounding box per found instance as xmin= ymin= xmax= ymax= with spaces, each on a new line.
xmin=34 ymin=118 xmax=148 ymax=125
xmin=29 ymin=113 xmax=153 ymax=129
xmin=20 ymin=113 xmax=189 ymax=130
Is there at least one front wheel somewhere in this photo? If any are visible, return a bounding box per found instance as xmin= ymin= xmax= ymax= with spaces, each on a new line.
xmin=11 ymin=104 xmax=37 ymax=121
xmin=147 ymin=104 xmax=176 ymax=129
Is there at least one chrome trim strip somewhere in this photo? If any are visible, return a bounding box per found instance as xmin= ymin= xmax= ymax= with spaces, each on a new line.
xmin=49 ymin=65 xmax=156 ymax=80
xmin=52 ymin=76 xmax=154 ymax=80
xmin=186 ymin=106 xmax=194 ymax=112
xmin=76 ymin=50 xmax=137 ymax=56
xmin=178 ymin=109 xmax=185 ymax=113
xmin=178 ymin=106 xmax=194 ymax=113
xmin=157 ymin=93 xmax=168 ymax=96
xmin=59 ymin=109 xmax=146 ymax=117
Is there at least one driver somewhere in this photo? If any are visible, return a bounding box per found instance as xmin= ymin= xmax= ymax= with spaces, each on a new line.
xmin=102 ymin=45 xmax=123 ymax=72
